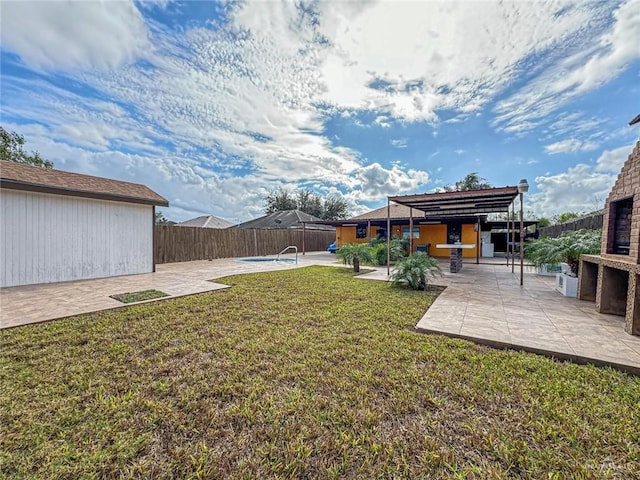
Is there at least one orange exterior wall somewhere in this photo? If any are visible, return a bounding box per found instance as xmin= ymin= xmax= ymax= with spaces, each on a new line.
xmin=461 ymin=224 xmax=479 ymax=258
xmin=335 ymin=225 xmax=381 ymax=246
xmin=336 ymin=223 xmax=479 ymax=257
xmin=417 ymin=225 xmax=448 ymax=256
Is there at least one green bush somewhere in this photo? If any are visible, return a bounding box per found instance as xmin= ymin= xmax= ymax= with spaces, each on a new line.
xmin=370 ymin=238 xmax=406 ymax=265
xmin=525 ymin=229 xmax=601 ymax=276
xmin=390 ymin=252 xmax=442 ymax=290
xmin=337 ymin=243 xmax=374 ymax=272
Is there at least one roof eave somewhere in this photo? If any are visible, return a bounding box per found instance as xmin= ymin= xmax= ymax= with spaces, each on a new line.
xmin=0 ymin=179 xmax=169 ymax=207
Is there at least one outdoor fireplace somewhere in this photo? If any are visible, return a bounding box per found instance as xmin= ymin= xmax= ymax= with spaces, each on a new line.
xmin=607 ymin=197 xmax=633 ymax=256
xmin=578 ymin=141 xmax=640 ymax=335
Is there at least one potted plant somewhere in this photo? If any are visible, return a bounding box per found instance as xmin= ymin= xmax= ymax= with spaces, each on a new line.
xmin=525 ymin=229 xmax=601 ymax=297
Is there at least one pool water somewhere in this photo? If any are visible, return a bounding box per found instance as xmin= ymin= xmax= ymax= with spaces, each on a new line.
xmin=236 ymin=257 xmax=297 ymax=264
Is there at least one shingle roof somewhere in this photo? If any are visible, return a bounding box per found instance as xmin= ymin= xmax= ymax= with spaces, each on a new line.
xmin=234 ymin=209 xmax=335 ymax=230
xmin=0 ymin=161 xmax=168 ymax=206
xmin=177 ymin=215 xmax=234 ymax=228
xmin=352 ymin=203 xmax=413 ymax=220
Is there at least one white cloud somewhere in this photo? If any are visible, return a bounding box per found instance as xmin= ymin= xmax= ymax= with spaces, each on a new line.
xmin=541 ymin=112 xmax=602 ymax=139
xmin=315 ymin=1 xmax=603 ymax=122
xmin=595 ymin=144 xmax=634 ymax=172
xmin=1 ymin=1 xmax=633 ymax=222
xmin=493 ymin=0 xmax=640 ymax=134
xmin=374 ymin=116 xmax=391 ymax=128
xmin=391 ymin=138 xmax=408 ymax=149
xmin=530 ymin=164 xmax=615 ymax=216
xmin=0 ymin=1 xmax=150 ymax=71
xmin=544 ymin=138 xmax=599 ymax=154
xmin=529 ymin=142 xmax=637 ymax=216
xmin=349 ymin=163 xmax=429 ymax=201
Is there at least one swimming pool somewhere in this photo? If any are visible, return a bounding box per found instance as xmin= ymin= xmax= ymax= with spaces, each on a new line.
xmin=235 ymin=257 xmax=298 ymax=264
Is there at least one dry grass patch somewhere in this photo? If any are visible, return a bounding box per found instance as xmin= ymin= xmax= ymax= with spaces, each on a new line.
xmin=1 ymin=266 xmax=639 ymax=479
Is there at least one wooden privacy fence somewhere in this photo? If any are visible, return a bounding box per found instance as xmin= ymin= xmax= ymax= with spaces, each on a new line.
xmin=154 ymin=226 xmax=336 ymax=264
xmin=537 ymin=212 xmax=603 ymax=238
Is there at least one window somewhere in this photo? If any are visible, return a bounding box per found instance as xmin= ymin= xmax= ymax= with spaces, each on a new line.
xmin=402 ymin=227 xmax=420 ymax=239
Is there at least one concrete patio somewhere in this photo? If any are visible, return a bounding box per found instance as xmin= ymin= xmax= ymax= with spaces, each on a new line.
xmin=1 ymin=252 xmax=639 ymax=374
xmin=413 ymin=260 xmax=640 ymax=375
xmin=0 ymin=252 xmax=339 ymax=329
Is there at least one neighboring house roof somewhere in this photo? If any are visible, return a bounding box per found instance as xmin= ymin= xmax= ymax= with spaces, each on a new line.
xmin=234 ymin=209 xmax=335 ymax=230
xmin=177 ymin=215 xmax=234 ymax=228
xmin=0 ymin=161 xmax=168 ymax=206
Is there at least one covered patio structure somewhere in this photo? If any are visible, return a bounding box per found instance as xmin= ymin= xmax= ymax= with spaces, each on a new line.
xmin=386 ymin=187 xmax=523 ymax=274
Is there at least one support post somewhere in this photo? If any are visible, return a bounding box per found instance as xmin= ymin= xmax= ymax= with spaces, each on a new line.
xmin=387 ymin=199 xmax=391 ymax=276
xmin=520 ymin=192 xmax=524 ymax=286
xmin=476 ymin=216 xmax=480 ymax=264
xmin=511 ymin=202 xmax=515 ymax=273
xmin=152 ymin=206 xmax=157 ymax=272
xmin=409 ymin=207 xmax=413 ymax=255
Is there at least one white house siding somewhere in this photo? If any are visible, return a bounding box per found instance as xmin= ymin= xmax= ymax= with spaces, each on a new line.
xmin=1 ymin=190 xmax=153 ymax=287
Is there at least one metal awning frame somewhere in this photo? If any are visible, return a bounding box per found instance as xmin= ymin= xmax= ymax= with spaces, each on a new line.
xmin=385 ymin=187 xmax=521 ymax=274
xmin=388 ymin=187 xmax=519 ymax=218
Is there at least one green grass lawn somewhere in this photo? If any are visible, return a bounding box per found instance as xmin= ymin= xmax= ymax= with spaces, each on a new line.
xmin=110 ymin=289 xmax=169 ymax=304
xmin=2 ymin=266 xmax=639 ymax=479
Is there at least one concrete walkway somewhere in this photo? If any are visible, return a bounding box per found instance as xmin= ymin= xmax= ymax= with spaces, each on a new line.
xmin=2 ymin=253 xmax=639 ymax=374
xmin=415 ymin=260 xmax=640 ymax=375
xmin=0 ymin=252 xmax=339 ymax=329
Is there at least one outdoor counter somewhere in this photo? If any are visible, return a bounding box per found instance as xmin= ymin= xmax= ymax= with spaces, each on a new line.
xmin=436 ymin=243 xmax=475 ymax=273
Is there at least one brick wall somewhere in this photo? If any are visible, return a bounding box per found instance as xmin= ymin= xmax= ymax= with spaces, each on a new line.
xmin=601 ymin=141 xmax=640 ymax=263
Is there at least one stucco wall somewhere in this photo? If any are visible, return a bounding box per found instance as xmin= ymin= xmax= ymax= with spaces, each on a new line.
xmin=335 ymin=223 xmax=479 ymax=257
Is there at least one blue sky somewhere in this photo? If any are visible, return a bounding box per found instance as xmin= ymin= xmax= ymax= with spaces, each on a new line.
xmin=1 ymin=0 xmax=639 ymax=222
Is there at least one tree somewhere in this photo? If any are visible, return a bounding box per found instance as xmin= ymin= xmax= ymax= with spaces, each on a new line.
xmin=295 ymin=190 xmax=323 ymax=218
xmin=264 ymin=188 xmax=349 ymax=220
xmin=0 ymin=126 xmax=54 ymax=168
xmin=536 ymin=216 xmax=551 ymax=228
xmin=443 ymin=172 xmax=492 ymax=192
xmin=322 ymin=195 xmax=349 ymax=220
xmin=336 ymin=243 xmax=373 ymax=273
xmin=264 ymin=187 xmax=297 ymax=214
xmin=155 ymin=211 xmax=169 ymax=224
xmin=552 ymin=212 xmax=581 ymax=225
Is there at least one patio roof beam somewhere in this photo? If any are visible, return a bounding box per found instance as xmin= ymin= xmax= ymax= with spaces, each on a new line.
xmin=388 ymin=186 xmax=519 ymax=218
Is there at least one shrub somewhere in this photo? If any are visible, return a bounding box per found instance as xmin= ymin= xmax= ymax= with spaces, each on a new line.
xmin=390 ymin=252 xmax=442 ymax=290
xmin=525 ymin=229 xmax=601 ymax=276
xmin=337 ymin=243 xmax=374 ymax=272
xmin=370 ymin=238 xmax=406 ymax=265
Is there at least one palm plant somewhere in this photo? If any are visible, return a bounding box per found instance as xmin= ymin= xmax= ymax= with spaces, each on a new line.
xmin=525 ymin=229 xmax=601 ymax=276
xmin=336 ymin=243 xmax=374 ymax=273
xmin=390 ymin=252 xmax=442 ymax=290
